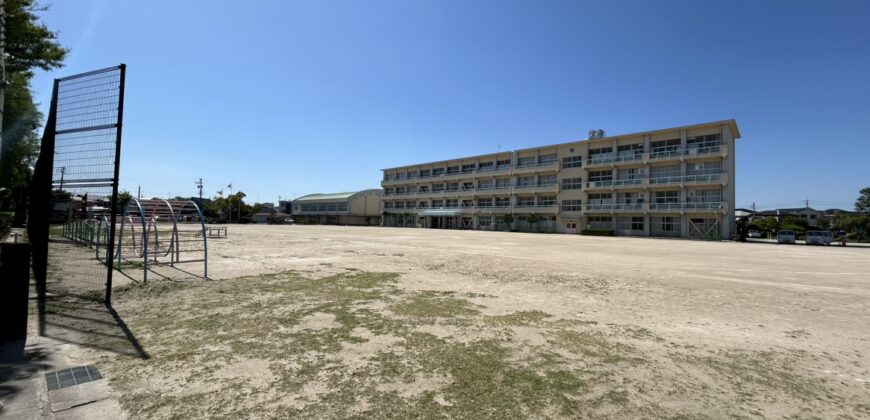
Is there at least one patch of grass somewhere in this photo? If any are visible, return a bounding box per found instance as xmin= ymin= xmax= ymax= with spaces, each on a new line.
xmin=488 ymin=310 xmax=553 ymax=326
xmin=548 ymin=329 xmax=645 ymax=366
xmin=389 ymin=290 xmax=480 ymax=320
xmin=679 ymin=350 xmax=828 ymax=404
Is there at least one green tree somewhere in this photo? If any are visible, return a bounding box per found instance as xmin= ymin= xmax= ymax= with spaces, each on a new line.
xmin=113 ymin=190 xmax=132 ymax=214
xmin=0 ymin=0 xmax=68 ymax=218
xmin=855 ymin=187 xmax=870 ymax=215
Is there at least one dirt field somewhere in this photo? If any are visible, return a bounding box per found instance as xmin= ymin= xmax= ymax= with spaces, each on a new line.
xmin=49 ymin=225 xmax=870 ymax=418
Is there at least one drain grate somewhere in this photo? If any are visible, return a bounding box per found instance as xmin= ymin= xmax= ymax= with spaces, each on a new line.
xmin=45 ymin=365 xmax=103 ymax=390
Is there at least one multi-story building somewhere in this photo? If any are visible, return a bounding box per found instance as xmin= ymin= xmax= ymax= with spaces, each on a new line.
xmin=380 ymin=119 xmax=740 ymax=239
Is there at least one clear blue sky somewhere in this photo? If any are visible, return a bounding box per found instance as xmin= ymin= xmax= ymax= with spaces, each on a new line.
xmin=31 ymin=0 xmax=870 ymax=209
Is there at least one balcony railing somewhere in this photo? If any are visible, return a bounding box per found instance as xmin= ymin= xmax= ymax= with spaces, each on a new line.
xmin=612 ymin=178 xmax=643 ymax=187
xmin=649 ymin=142 xmax=722 ymax=160
xmin=515 ymin=182 xmax=557 ymax=189
xmin=648 ymin=173 xmax=723 ymax=185
xmin=586 ymin=180 xmax=614 ymax=189
xmin=649 ymin=201 xmax=725 ymax=211
xmin=585 ymin=203 xmax=642 ymax=211
xmin=516 ymin=161 xmax=558 ymax=169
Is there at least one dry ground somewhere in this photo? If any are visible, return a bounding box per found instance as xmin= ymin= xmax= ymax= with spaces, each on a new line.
xmin=49 ymin=225 xmax=870 ymax=418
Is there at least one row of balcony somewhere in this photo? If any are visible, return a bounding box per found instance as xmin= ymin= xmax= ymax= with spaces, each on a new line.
xmin=383 ymin=202 xmax=726 ymax=214
xmin=383 ymin=143 xmax=728 ymax=186
xmin=384 ymin=183 xmax=559 ymax=197
xmin=586 ymin=143 xmax=727 ymax=168
xmin=382 ymin=162 xmax=559 ymax=185
xmin=584 ymin=202 xmax=727 ymax=212
xmin=585 ymin=173 xmax=724 ymax=191
xmin=384 ymin=173 xmax=725 ymax=197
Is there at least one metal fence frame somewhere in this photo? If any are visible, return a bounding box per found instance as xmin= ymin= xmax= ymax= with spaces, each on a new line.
xmin=29 ymin=65 xmax=126 ymax=304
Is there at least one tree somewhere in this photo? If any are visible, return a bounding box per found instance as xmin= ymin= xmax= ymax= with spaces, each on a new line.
xmin=0 ymin=0 xmax=68 ymax=219
xmin=113 ymin=190 xmax=132 ymax=214
xmin=856 ymin=187 xmax=870 ymax=215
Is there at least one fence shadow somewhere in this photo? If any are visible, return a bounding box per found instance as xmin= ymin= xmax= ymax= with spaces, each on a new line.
xmin=38 ymin=295 xmax=150 ymax=360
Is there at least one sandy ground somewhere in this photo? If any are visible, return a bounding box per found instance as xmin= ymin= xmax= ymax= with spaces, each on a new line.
xmin=34 ymin=224 xmax=870 ymax=418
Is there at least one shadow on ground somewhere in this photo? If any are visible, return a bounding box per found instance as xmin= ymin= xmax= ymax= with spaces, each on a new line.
xmin=38 ymin=296 xmax=150 ymax=360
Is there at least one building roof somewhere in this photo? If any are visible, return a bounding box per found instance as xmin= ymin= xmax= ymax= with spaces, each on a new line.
xmin=293 ymin=189 xmax=381 ymax=203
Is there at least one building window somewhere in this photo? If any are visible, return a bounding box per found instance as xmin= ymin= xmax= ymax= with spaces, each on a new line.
xmin=617 ymin=143 xmax=643 ymax=157
xmin=539 ymin=153 xmax=557 ymax=164
xmin=587 ymin=193 xmax=612 ymax=204
xmin=432 ymin=167 xmax=445 ymax=176
xmin=479 ymin=216 xmax=493 ymax=227
xmin=632 ymin=217 xmax=644 ymax=231
xmin=478 ymin=198 xmax=493 ymax=207
xmin=462 ymin=182 xmax=474 ymax=191
xmin=462 ymin=200 xmax=474 ymax=208
xmin=419 ymin=169 xmax=431 ymax=178
xmin=495 ymin=197 xmax=510 ymax=207
xmin=447 ymin=183 xmax=459 ymax=191
xmin=650 ymin=139 xmax=681 ymax=157
xmin=562 ymin=177 xmax=582 ymax=190
xmin=432 ymin=184 xmax=445 ymax=192
xmin=447 ymin=166 xmax=460 ymax=175
xmin=588 ymin=171 xmax=613 ymax=182
xmin=384 ymin=188 xmax=394 ymax=195
xmin=431 ymin=199 xmax=443 ymax=208
xmin=561 ymin=200 xmax=582 ymax=212
xmin=478 ymin=180 xmax=494 ymax=190
xmin=653 ymin=191 xmax=679 ymax=203
xmin=517 ymin=176 xmax=535 ymax=187
xmin=562 ymin=156 xmax=582 ymax=168
xmin=446 ymin=199 xmax=458 ymax=208
xmin=538 ymin=196 xmax=556 ymax=206
xmin=478 ymin=161 xmax=495 ymax=171
xmin=497 ymin=159 xmax=511 ymax=169
xmin=495 ymin=178 xmax=511 ymax=189
xmin=517 ymin=156 xmax=536 ymax=167
xmin=406 ymin=170 xmax=418 ymax=178
xmin=517 ymin=197 xmax=535 ymax=207
xmin=588 ymin=216 xmax=612 ymax=229
xmin=538 ymin=175 xmax=556 ymax=186
xmin=461 ymin=164 xmax=476 ymax=173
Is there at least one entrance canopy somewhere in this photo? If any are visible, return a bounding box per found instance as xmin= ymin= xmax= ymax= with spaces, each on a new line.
xmin=418 ymin=209 xmax=462 ymax=217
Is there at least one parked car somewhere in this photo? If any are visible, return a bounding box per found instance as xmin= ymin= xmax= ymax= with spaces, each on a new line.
xmin=747 ymin=229 xmax=762 ymax=238
xmin=777 ymin=230 xmax=796 ymax=244
xmin=806 ymin=230 xmax=833 ymax=245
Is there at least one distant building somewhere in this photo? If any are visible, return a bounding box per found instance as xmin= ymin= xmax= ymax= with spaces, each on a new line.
xmin=251 ymin=204 xmax=291 ymax=224
xmin=750 ymin=207 xmax=855 ymax=227
xmin=292 ymin=190 xmax=381 ymax=226
xmin=381 ymin=119 xmax=740 ymax=239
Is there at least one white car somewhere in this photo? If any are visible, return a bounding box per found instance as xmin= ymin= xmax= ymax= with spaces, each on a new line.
xmin=777 ymin=230 xmax=796 ymax=244
xmin=806 ymin=230 xmax=833 ymax=245
xmin=748 ymin=229 xmax=762 ymax=238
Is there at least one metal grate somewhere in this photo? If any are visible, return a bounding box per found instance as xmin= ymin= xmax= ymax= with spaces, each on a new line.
xmin=41 ymin=65 xmax=126 ymax=302
xmin=45 ymin=365 xmax=103 ymax=390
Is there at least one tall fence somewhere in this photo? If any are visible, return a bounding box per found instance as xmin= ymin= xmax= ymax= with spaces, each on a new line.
xmin=29 ymin=65 xmax=126 ymax=304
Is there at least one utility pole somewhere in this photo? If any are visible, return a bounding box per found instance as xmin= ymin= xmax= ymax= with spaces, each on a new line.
xmin=58 ymin=167 xmax=65 ymax=191
xmin=137 ymin=186 xmax=141 ymax=199
xmin=752 ymin=202 xmax=756 ymax=213
xmin=0 ymin=0 xmax=6 ymax=156
xmin=195 ymin=178 xmax=203 ymax=202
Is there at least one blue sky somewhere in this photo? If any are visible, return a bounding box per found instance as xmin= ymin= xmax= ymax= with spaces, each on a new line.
xmin=31 ymin=0 xmax=870 ymax=209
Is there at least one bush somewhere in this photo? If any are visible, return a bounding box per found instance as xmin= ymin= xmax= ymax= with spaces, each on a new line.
xmin=581 ymin=229 xmax=614 ymax=236
xmin=0 ymin=212 xmax=13 ymax=240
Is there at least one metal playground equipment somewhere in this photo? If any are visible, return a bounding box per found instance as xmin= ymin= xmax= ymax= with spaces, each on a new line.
xmin=115 ymin=198 xmax=209 ymax=282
